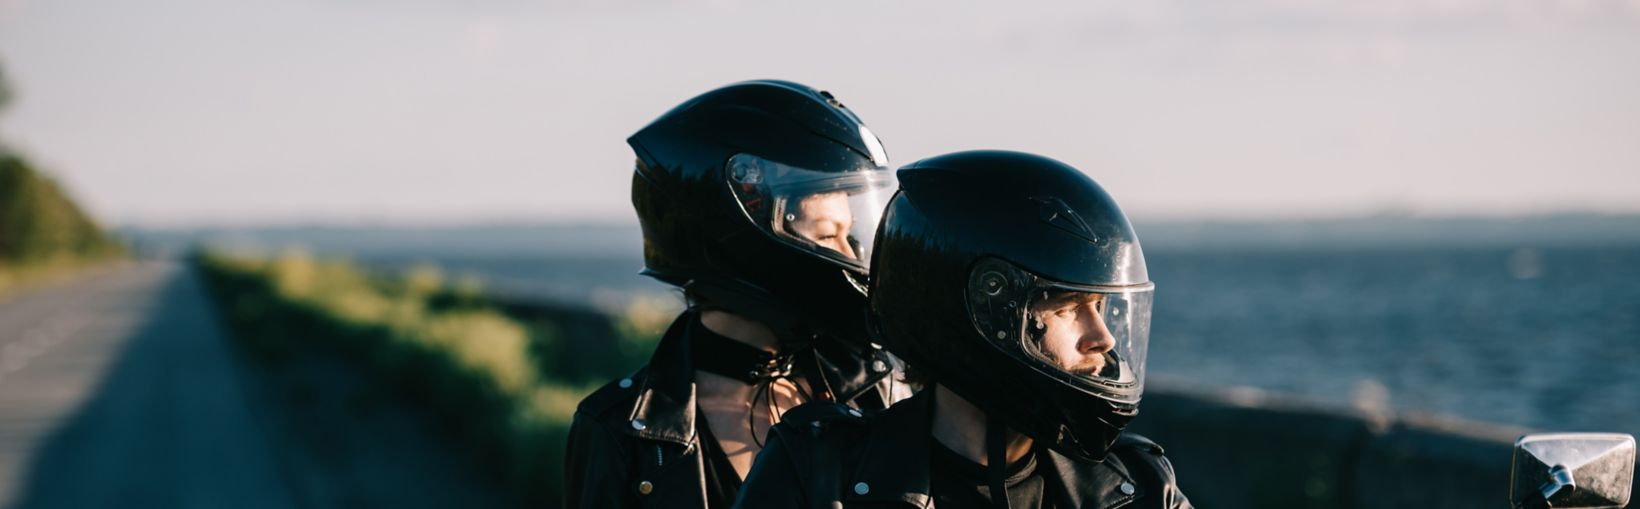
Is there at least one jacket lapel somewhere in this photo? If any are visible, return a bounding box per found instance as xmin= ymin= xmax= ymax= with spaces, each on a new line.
xmin=626 ymin=312 xmax=699 ymax=447
xmin=841 ymin=391 xmax=935 ymax=508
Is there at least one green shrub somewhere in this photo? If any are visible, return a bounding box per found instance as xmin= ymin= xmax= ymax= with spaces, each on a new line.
xmin=0 ymin=150 xmax=123 ymax=292
xmin=0 ymin=151 xmax=121 ymax=265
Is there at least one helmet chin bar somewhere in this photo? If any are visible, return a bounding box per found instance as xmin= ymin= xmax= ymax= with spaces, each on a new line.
xmin=1036 ymin=391 xmax=1139 ymax=462
xmin=662 ymin=266 xmax=873 ymax=352
xmin=940 ymin=363 xmax=1131 ymax=463
xmin=675 ymin=276 xmax=814 ymax=348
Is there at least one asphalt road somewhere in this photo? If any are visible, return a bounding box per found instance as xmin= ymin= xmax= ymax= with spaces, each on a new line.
xmin=0 ymin=262 xmax=300 ymax=509
xmin=0 ymin=261 xmax=517 ymax=509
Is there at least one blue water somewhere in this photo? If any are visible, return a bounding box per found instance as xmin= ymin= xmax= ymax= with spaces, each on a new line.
xmin=1145 ymin=245 xmax=1640 ymax=436
xmin=352 ymin=243 xmax=1640 ymax=437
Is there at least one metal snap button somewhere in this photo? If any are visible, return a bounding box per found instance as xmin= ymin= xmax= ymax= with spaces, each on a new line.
xmin=854 ymin=482 xmax=870 ymax=495
xmin=1120 ymin=482 xmax=1136 ymax=495
xmin=637 ymin=480 xmax=654 ymax=495
xmin=871 ymin=360 xmax=888 ymax=373
xmin=848 ymin=409 xmax=863 ymax=418
xmin=631 ymin=420 xmax=647 ymax=431
xmin=618 ymin=378 xmax=633 ymax=389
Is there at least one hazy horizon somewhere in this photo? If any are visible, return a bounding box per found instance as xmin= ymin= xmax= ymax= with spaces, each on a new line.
xmin=108 ymin=209 xmax=1640 ymax=231
xmin=116 ymin=214 xmax=1640 ymax=262
xmin=4 ymin=0 xmax=1639 ymax=227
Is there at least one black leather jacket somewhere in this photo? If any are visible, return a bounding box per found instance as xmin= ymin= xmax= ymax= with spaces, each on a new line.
xmin=733 ymin=390 xmax=1192 ymax=509
xmin=564 ymin=311 xmax=904 ymax=508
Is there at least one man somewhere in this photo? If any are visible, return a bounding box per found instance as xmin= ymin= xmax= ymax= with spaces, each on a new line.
xmin=735 ymin=150 xmax=1192 ymax=508
xmin=564 ymin=80 xmax=907 ymax=508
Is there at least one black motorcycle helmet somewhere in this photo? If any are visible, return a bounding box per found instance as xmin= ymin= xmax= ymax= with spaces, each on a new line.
xmin=870 ymin=150 xmax=1153 ymax=462
xmin=628 ymin=80 xmax=895 ymax=346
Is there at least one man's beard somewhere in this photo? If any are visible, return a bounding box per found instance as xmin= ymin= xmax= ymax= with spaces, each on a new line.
xmin=1044 ymin=349 xmax=1108 ymax=377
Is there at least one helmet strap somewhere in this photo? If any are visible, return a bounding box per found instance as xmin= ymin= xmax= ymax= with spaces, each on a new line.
xmin=986 ymin=414 xmax=1011 ymax=509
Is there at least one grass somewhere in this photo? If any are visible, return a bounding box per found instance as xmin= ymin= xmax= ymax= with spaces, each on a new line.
xmin=0 ymin=255 xmax=124 ymax=299
xmin=198 ymin=250 xmax=663 ymax=507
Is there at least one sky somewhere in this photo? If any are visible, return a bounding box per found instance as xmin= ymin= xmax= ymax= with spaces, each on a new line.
xmin=2 ymin=0 xmax=1638 ymax=227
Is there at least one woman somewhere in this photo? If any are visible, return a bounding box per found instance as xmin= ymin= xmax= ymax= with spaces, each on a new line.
xmin=563 ymin=80 xmax=906 ymax=508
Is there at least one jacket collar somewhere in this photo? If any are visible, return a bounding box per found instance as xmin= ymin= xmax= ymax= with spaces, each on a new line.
xmin=842 ymin=390 xmax=1142 ymax=509
xmin=1042 ymin=444 xmax=1143 ymax=509
xmin=807 ymin=335 xmax=895 ymax=404
xmin=624 ymin=310 xmax=700 ymax=446
xmin=624 ymin=310 xmax=896 ymax=447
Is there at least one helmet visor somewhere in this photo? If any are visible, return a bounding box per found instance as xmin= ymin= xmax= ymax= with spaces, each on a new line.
xmin=968 ymin=258 xmax=1154 ymax=403
xmin=727 ymin=153 xmax=897 ymax=271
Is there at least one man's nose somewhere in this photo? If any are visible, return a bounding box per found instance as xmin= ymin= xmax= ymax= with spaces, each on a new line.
xmin=1077 ymin=306 xmax=1116 ymax=354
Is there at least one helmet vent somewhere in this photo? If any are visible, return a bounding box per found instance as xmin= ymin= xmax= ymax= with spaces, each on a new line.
xmin=1029 ymin=196 xmax=1099 ymax=244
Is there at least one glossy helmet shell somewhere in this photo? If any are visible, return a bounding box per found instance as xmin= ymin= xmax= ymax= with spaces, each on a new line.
xmin=869 ymin=150 xmax=1150 ymax=461
xmin=628 ymin=80 xmax=889 ymax=344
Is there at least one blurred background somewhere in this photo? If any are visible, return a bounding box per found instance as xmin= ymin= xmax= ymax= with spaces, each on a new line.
xmin=2 ymin=0 xmax=1638 ymax=507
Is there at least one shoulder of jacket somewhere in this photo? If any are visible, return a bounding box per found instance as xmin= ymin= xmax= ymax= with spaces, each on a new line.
xmin=779 ymin=400 xmax=872 ymax=427
xmin=574 ymin=367 xmax=649 ymax=418
xmin=762 ymin=401 xmax=876 ymax=481
xmin=1109 ymin=432 xmax=1188 ymax=507
xmin=1113 ymin=432 xmax=1167 ymax=456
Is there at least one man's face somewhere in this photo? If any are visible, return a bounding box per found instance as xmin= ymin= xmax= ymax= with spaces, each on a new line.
xmin=784 ymin=191 xmax=857 ymax=260
xmin=1027 ymin=291 xmax=1117 ymax=377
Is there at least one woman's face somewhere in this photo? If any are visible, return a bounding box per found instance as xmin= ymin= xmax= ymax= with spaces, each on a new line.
xmin=784 ymin=191 xmax=856 ymax=260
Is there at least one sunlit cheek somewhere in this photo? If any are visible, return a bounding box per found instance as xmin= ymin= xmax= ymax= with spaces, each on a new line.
xmin=1042 ymin=319 xmax=1079 ymax=365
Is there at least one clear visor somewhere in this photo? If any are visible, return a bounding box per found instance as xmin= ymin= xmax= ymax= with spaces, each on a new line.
xmin=727 ymin=153 xmax=897 ymax=270
xmin=967 ymin=259 xmax=1154 ymax=402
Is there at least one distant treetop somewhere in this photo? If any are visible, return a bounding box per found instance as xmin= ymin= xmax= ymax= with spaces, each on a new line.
xmin=0 ymin=59 xmax=11 ymax=114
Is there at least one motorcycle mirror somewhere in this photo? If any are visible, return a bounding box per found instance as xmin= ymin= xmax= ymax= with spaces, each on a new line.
xmin=1510 ymin=433 xmax=1635 ymax=509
